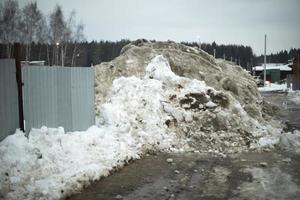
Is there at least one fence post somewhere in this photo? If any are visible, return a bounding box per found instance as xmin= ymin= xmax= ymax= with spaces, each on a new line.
xmin=14 ymin=43 xmax=24 ymax=131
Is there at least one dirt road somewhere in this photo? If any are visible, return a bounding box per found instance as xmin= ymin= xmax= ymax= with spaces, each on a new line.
xmin=69 ymin=92 xmax=300 ymax=200
xmin=69 ymin=151 xmax=300 ymax=200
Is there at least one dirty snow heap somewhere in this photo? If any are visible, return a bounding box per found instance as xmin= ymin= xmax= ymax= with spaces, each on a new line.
xmin=95 ymin=40 xmax=284 ymax=153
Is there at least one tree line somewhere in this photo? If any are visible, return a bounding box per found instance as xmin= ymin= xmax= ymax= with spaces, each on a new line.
xmin=1 ymin=0 xmax=299 ymax=69
xmin=182 ymin=41 xmax=254 ymax=70
xmin=0 ymin=0 xmax=85 ymax=66
xmin=255 ymin=48 xmax=300 ymax=65
xmin=0 ymin=40 xmax=130 ymax=67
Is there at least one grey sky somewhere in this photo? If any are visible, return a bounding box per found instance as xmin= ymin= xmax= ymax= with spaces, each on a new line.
xmin=18 ymin=0 xmax=300 ymax=55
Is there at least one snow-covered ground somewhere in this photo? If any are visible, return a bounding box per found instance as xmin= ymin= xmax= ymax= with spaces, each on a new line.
xmin=258 ymin=82 xmax=300 ymax=96
xmin=258 ymin=82 xmax=300 ymax=104
xmin=288 ymin=91 xmax=300 ymax=104
xmin=0 ymin=126 xmax=141 ymax=199
xmin=258 ymin=83 xmax=289 ymax=92
xmin=1 ymin=55 xmax=300 ymax=200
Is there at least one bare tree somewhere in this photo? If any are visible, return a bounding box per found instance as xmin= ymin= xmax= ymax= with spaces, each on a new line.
xmin=0 ymin=0 xmax=21 ymax=58
xmin=60 ymin=10 xmax=74 ymax=66
xmin=71 ymin=23 xmax=85 ymax=66
xmin=49 ymin=7 xmax=85 ymax=66
xmin=63 ymin=11 xmax=85 ymax=66
xmin=36 ymin=15 xmax=51 ymax=63
xmin=49 ymin=5 xmax=66 ymax=65
xmin=21 ymin=1 xmax=43 ymax=61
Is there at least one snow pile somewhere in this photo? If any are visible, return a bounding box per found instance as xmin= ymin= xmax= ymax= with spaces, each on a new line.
xmin=95 ymin=40 xmax=262 ymax=121
xmin=0 ymin=126 xmax=142 ymax=199
xmin=98 ymin=55 xmax=274 ymax=154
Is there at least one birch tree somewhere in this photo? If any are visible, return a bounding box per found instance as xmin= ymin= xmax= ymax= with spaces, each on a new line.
xmin=0 ymin=0 xmax=20 ymax=58
xmin=21 ymin=1 xmax=43 ymax=61
xmin=49 ymin=5 xmax=65 ymax=65
xmin=71 ymin=23 xmax=85 ymax=66
xmin=65 ymin=11 xmax=85 ymax=66
xmin=36 ymin=15 xmax=51 ymax=63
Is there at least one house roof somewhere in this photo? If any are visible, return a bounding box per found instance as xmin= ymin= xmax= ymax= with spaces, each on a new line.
xmin=253 ymin=63 xmax=292 ymax=71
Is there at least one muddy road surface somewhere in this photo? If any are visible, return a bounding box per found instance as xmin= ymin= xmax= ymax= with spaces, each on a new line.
xmin=69 ymin=152 xmax=300 ymax=200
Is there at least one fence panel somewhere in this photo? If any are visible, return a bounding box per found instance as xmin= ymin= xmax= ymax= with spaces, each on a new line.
xmin=0 ymin=59 xmax=19 ymax=140
xmin=22 ymin=66 xmax=95 ymax=133
xmin=71 ymin=68 xmax=95 ymax=131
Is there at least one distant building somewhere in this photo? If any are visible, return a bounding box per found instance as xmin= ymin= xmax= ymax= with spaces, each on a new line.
xmin=21 ymin=60 xmax=45 ymax=66
xmin=253 ymin=63 xmax=293 ymax=83
xmin=293 ymin=57 xmax=300 ymax=75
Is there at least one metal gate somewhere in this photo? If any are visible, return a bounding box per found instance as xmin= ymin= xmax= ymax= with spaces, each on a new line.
xmin=0 ymin=59 xmax=19 ymax=140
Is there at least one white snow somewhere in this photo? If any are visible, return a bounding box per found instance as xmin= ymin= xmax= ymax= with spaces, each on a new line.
xmin=258 ymin=83 xmax=288 ymax=92
xmin=258 ymin=130 xmax=300 ymax=152
xmin=0 ymin=126 xmax=141 ymax=199
xmin=205 ymin=101 xmax=217 ymax=108
xmin=288 ymin=91 xmax=300 ymax=104
xmin=145 ymin=55 xmax=181 ymax=84
xmin=253 ymin=63 xmax=292 ymax=71
xmin=258 ymin=135 xmax=280 ymax=147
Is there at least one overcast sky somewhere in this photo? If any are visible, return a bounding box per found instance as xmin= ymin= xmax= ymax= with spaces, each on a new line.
xmin=18 ymin=0 xmax=300 ymax=55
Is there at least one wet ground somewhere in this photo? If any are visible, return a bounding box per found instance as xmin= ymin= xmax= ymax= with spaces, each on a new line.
xmin=69 ymin=92 xmax=300 ymax=200
xmin=261 ymin=91 xmax=300 ymax=130
xmin=69 ymin=152 xmax=300 ymax=200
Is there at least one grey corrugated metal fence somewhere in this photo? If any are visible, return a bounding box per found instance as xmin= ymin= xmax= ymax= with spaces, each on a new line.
xmin=22 ymin=66 xmax=95 ymax=133
xmin=0 ymin=59 xmax=19 ymax=140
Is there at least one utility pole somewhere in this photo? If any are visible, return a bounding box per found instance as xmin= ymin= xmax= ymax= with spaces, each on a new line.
xmin=213 ymin=49 xmax=216 ymax=58
xmin=264 ymin=34 xmax=267 ymax=86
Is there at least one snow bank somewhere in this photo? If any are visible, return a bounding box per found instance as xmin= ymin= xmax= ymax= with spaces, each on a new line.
xmin=288 ymin=91 xmax=300 ymax=104
xmin=258 ymin=83 xmax=288 ymax=92
xmin=0 ymin=126 xmax=142 ymax=199
xmin=100 ymin=56 xmax=271 ymax=153
xmin=258 ymin=130 xmax=300 ymax=153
